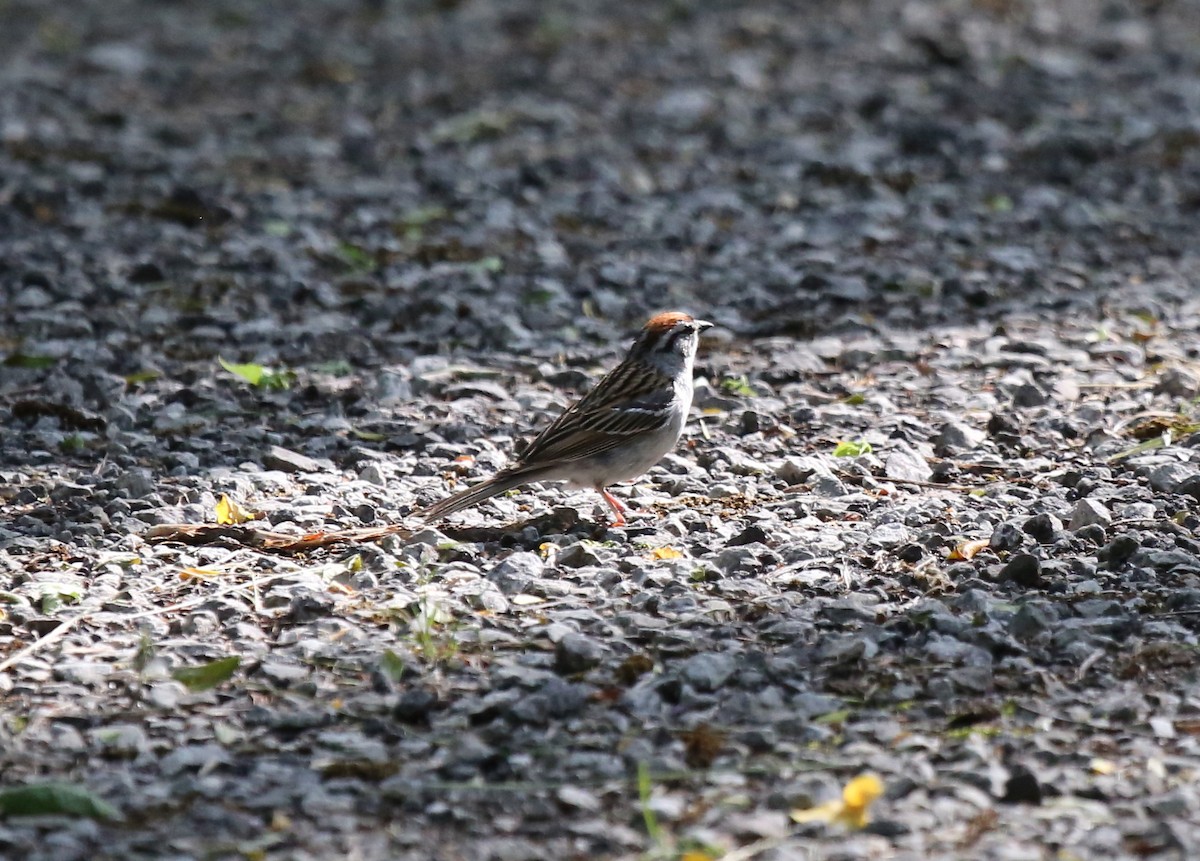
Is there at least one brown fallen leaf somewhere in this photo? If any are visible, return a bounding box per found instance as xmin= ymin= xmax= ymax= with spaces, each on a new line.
xmin=947 ymin=538 xmax=990 ymax=561
xmin=145 ymin=523 xmax=412 ymax=553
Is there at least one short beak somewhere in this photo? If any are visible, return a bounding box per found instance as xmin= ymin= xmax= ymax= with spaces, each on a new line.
xmin=695 ymin=320 xmax=714 ymax=332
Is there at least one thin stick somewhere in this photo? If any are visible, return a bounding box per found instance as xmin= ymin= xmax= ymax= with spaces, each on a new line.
xmin=0 ymin=614 xmax=85 ymax=674
xmin=722 ymin=837 xmax=797 ymax=861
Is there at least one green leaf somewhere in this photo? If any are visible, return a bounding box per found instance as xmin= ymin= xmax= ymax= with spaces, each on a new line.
xmin=0 ymin=784 xmax=119 ymax=820
xmin=431 ymin=108 xmax=514 ymax=144
xmin=379 ymin=649 xmax=407 ymax=683
xmin=396 ymin=205 xmax=448 ymax=240
xmin=123 ymin=370 xmax=161 ymax=385
xmin=39 ymin=583 xmax=83 ymax=615
xmin=336 ymin=242 xmax=375 ymax=272
xmin=843 ymin=393 xmax=866 ymax=406
xmin=256 ymin=369 xmax=294 ymax=391
xmin=833 ymin=439 xmax=873 ymax=457
xmin=218 ymin=358 xmax=293 ymax=391
xmin=172 ymin=656 xmax=240 ymax=692
xmin=814 ymin=708 xmax=852 ymax=725
xmin=986 ymin=194 xmax=1013 ymax=213
xmin=471 ymin=255 xmax=504 ymax=274
xmin=3 ymin=354 xmax=57 ymax=369
xmin=59 ymin=434 xmax=86 ymax=454
xmin=349 ymin=428 xmax=386 ymax=442
xmin=720 ymin=376 xmax=757 ymax=397
xmin=218 ymin=357 xmax=265 ymax=386
xmin=1107 ymin=436 xmax=1167 ymax=463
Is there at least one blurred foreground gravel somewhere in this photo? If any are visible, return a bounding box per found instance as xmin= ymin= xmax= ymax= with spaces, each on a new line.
xmin=3 ymin=1 xmax=1200 ymax=859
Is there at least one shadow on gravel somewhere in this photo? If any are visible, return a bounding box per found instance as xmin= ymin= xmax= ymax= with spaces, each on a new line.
xmin=4 ymin=0 xmax=1200 ymax=859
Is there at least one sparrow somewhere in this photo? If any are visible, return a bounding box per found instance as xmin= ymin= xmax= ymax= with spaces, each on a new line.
xmin=419 ymin=311 xmax=713 ymax=526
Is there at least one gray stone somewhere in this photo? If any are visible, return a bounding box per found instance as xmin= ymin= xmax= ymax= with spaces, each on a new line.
xmin=359 ymin=464 xmax=386 ymax=486
xmin=1148 ymin=462 xmax=1194 ymax=493
xmin=714 ymin=546 xmax=757 ymax=574
xmin=115 ymin=469 xmax=155 ymax=499
xmin=55 ymin=661 xmax=113 ymax=687
xmin=868 ymin=522 xmax=909 ymax=548
xmin=934 ymin=421 xmax=986 ymax=455
xmin=1068 ymin=499 xmax=1112 ymax=531
xmin=1008 ymin=604 xmax=1056 ymax=642
xmin=556 ymin=542 xmax=604 ymax=568
xmin=1155 ymin=367 xmax=1200 ymax=398
xmin=680 ymin=652 xmax=738 ymax=692
xmin=885 ymin=446 xmax=931 ymax=483
xmin=258 ymin=661 xmax=310 ymax=688
xmin=263 ymin=445 xmax=321 ymax=473
xmin=91 ymin=723 xmax=148 ymax=758
xmin=776 ymin=455 xmax=821 ymax=484
xmin=487 ymin=551 xmax=544 ymax=594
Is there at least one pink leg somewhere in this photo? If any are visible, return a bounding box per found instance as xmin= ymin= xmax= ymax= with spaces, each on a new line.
xmin=598 ymin=487 xmax=627 ymax=527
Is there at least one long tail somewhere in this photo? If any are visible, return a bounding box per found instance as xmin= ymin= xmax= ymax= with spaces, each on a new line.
xmin=417 ymin=467 xmax=550 ymax=522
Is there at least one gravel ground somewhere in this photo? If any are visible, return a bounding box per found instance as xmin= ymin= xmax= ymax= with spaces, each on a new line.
xmin=4 ymin=1 xmax=1200 ymax=859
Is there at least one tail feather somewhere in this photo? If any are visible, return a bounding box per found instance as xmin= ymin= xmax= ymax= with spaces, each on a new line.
xmin=418 ymin=468 xmax=550 ymax=522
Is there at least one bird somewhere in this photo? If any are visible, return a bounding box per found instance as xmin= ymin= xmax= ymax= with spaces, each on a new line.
xmin=418 ymin=311 xmax=713 ymax=527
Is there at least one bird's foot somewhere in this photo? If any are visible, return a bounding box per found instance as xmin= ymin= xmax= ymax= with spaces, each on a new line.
xmin=598 ymin=487 xmax=628 ymax=527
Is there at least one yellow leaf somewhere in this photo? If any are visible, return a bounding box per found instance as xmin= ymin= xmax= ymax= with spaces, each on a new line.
xmin=179 ymin=567 xmax=223 ymax=580
xmin=680 ymin=852 xmax=715 ymax=861
xmin=790 ymin=773 xmax=884 ymax=830
xmin=790 ymin=799 xmax=845 ymax=824
xmin=836 ymin=774 xmax=884 ymax=827
xmin=1090 ymin=758 xmax=1117 ymax=775
xmin=215 ymin=493 xmax=256 ymax=525
xmin=649 ymin=546 xmax=684 ymax=560
xmin=947 ymin=538 xmax=990 ymax=561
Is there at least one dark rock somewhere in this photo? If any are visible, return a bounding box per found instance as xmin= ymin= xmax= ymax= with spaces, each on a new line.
xmin=989 ymin=521 xmax=1024 ymax=553
xmin=393 ymin=688 xmax=439 ymax=724
xmin=1022 ymin=513 xmax=1062 ymax=544
xmin=1074 ymin=524 xmax=1107 ymax=546
xmin=1001 ymin=766 xmax=1043 ymax=805
xmin=1099 ymin=534 xmax=1140 ymax=569
xmin=727 ymin=524 xmax=770 ymax=547
xmin=555 ymin=632 xmax=607 ymax=675
xmin=998 ymin=554 xmax=1042 ymax=588
xmin=1010 ymin=602 xmax=1056 ymax=640
xmin=1176 ymin=474 xmax=1200 ymax=501
xmin=987 ymin=413 xmax=1022 ymax=439
xmin=1011 ymin=383 xmax=1048 ymax=408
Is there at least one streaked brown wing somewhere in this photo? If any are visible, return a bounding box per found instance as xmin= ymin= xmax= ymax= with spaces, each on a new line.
xmin=518 ymin=362 xmax=676 ymax=467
